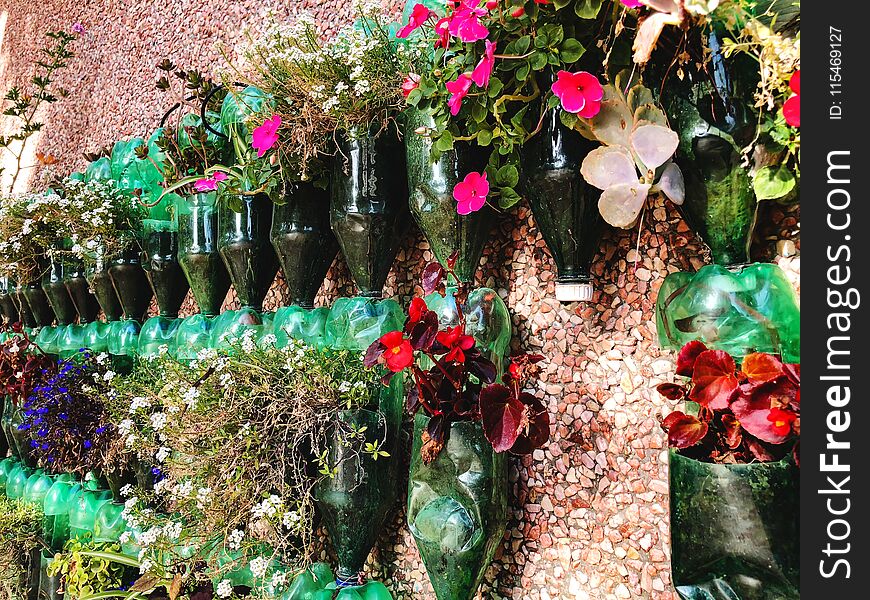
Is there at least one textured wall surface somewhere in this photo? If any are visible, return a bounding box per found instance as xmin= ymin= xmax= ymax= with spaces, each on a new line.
xmin=0 ymin=2 xmax=800 ymax=598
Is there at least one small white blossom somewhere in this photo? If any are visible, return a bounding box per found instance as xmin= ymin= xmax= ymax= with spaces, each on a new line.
xmin=227 ymin=528 xmax=245 ymax=551
xmin=155 ymin=446 xmax=171 ymax=463
xmin=271 ymin=571 xmax=288 ymax=588
xmin=149 ymin=412 xmax=167 ymax=431
xmin=249 ymin=556 xmax=269 ymax=579
xmin=216 ymin=579 xmax=233 ymax=598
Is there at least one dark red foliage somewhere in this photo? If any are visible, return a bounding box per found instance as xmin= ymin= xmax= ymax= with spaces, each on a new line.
xmin=0 ymin=327 xmax=56 ymax=406
xmin=658 ymin=344 xmax=800 ymax=465
xmin=365 ymin=257 xmax=550 ymax=462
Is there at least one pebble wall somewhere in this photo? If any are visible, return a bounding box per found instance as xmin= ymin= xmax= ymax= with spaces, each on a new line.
xmin=0 ymin=1 xmax=801 ymax=598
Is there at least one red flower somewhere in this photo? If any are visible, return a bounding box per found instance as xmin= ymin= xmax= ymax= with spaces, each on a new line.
xmin=551 ymin=70 xmax=603 ymax=118
xmin=766 ymin=408 xmax=797 ymax=437
xmin=472 ymin=40 xmax=496 ymax=88
xmin=380 ymin=331 xmax=414 ymax=372
xmin=437 ymin=326 xmax=476 ymax=363
xmin=510 ymin=6 xmax=525 ymax=17
xmin=434 ymin=17 xmax=451 ymax=49
xmin=402 ymin=73 xmax=421 ymax=98
xmin=408 ymin=297 xmax=428 ymax=324
xmin=446 ymin=73 xmax=473 ymax=116
xmin=397 ymin=4 xmax=431 ymax=39
xmin=782 ymin=70 xmax=800 ymax=127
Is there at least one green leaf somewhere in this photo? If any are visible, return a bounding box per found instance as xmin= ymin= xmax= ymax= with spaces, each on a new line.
xmin=498 ymin=187 xmax=523 ymax=209
xmin=516 ymin=62 xmax=531 ymax=82
xmin=435 ymin=131 xmax=454 ymax=152
xmin=477 ymin=129 xmax=494 ymax=147
xmin=406 ymin=88 xmax=423 ymax=107
xmin=487 ymin=78 xmax=504 ymax=98
xmin=560 ymin=39 xmax=586 ymax=64
xmin=575 ymin=0 xmax=604 ymax=19
xmin=496 ymin=164 xmax=520 ymax=188
xmin=472 ymin=100 xmax=488 ymax=124
xmin=511 ymin=35 xmax=532 ymax=55
xmin=530 ymin=52 xmax=549 ymax=71
xmin=753 ymin=166 xmax=796 ymax=200
xmin=559 ymin=110 xmax=579 ymax=129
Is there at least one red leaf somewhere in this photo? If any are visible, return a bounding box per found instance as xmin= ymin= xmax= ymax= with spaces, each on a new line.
xmin=676 ymin=341 xmax=708 ymax=377
xmin=745 ymin=435 xmax=778 ymax=462
xmin=480 ymin=384 xmax=524 ymax=453
xmin=741 ymin=353 xmax=784 ymax=386
xmin=656 ymin=382 xmax=687 ymax=400
xmin=731 ymin=395 xmax=790 ymax=444
xmin=446 ymin=250 xmax=459 ymax=271
xmin=421 ymin=262 xmax=446 ymax=296
xmin=662 ymin=411 xmax=708 ymax=449
xmin=721 ymin=413 xmax=743 ymax=449
xmin=509 ymin=393 xmax=551 ymax=456
xmin=689 ymin=350 xmax=738 ymax=409
xmin=784 ymin=363 xmax=800 ymax=385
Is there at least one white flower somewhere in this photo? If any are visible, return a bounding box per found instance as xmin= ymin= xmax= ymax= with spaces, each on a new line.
xmin=282 ymin=510 xmax=300 ymax=530
xmin=118 ymin=419 xmax=134 ymax=435
xmin=216 ymin=579 xmax=233 ymax=598
xmin=129 ymin=396 xmax=150 ymax=412
xmin=196 ymin=486 xmax=212 ymax=508
xmin=119 ymin=484 xmax=134 ymax=498
xmin=155 ymin=446 xmax=171 ymax=463
xmin=261 ymin=333 xmax=277 ymax=346
xmin=251 ymin=494 xmax=283 ymax=519
xmin=124 ymin=497 xmax=138 ymax=510
xmin=338 ymin=381 xmax=352 ymax=393
xmin=182 ymin=386 xmax=201 ymax=409
xmin=249 ymin=556 xmax=269 ymax=579
xmin=227 ymin=528 xmax=244 ymax=551
xmin=103 ymin=370 xmax=116 ymax=382
xmin=220 ymin=373 xmax=234 ymax=388
xmin=271 ymin=571 xmax=288 ymax=589
xmin=139 ymin=558 xmax=153 ymax=574
xmin=125 ymin=434 xmax=137 ymax=448
xmin=175 ymin=479 xmax=194 ymax=498
xmin=163 ymin=521 xmax=182 ymax=540
xmin=119 ymin=531 xmax=131 ymax=544
xmin=240 ymin=329 xmax=257 ymax=353
xmin=149 ymin=412 xmax=167 ymax=431
xmin=8 ymin=342 xmax=20 ymax=354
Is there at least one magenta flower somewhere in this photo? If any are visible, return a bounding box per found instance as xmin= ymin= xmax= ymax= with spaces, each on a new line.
xmin=551 ymin=70 xmax=604 ymax=118
xmin=194 ymin=172 xmax=228 ymax=192
xmin=472 ymin=40 xmax=496 ymax=88
xmin=71 ymin=23 xmax=86 ymax=35
xmin=449 ymin=2 xmax=490 ymax=43
xmin=620 ymin=0 xmax=645 ymax=7
xmin=252 ymin=115 xmax=281 ymax=158
xmin=453 ymin=171 xmax=489 ymax=215
xmin=397 ymin=4 xmax=431 ymax=39
xmin=446 ymin=74 xmax=473 ymax=116
xmin=402 ymin=73 xmax=421 ymax=98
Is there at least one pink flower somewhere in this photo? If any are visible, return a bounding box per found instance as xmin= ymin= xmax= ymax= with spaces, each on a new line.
xmin=194 ymin=172 xmax=228 ymax=192
xmin=446 ymin=74 xmax=473 ymax=116
xmin=782 ymin=70 xmax=800 ymax=128
xmin=449 ymin=2 xmax=490 ymax=43
xmin=434 ymin=17 xmax=451 ymax=49
xmin=620 ymin=0 xmax=645 ymax=7
xmin=453 ymin=171 xmax=489 ymax=215
xmin=551 ymin=70 xmax=604 ymax=118
xmin=402 ymin=73 xmax=421 ymax=98
xmin=71 ymin=23 xmax=86 ymax=35
xmin=472 ymin=40 xmax=496 ymax=88
xmin=252 ymin=115 xmax=281 ymax=158
xmin=397 ymin=4 xmax=431 ymax=39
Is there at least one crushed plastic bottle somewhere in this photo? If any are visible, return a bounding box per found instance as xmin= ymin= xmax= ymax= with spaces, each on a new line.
xmin=272 ymin=306 xmax=330 ymax=348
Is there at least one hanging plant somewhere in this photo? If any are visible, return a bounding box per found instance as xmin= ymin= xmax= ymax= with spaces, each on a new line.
xmin=365 ymin=252 xmax=550 ymax=461
xmin=658 ymin=341 xmax=800 ymax=464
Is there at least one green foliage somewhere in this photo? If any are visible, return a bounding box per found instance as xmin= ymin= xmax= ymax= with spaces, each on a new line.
xmin=0 ymin=496 xmax=43 ymax=599
xmin=48 ymin=540 xmax=128 ymax=599
xmin=0 ymin=29 xmax=78 ymax=192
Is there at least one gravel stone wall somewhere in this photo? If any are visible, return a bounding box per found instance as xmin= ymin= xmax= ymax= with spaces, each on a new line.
xmin=0 ymin=2 xmax=800 ymax=598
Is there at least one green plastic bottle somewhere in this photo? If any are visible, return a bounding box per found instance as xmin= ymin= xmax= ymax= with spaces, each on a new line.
xmin=172 ymin=314 xmax=214 ymax=360
xmin=324 ymin=297 xmax=403 ymax=351
xmin=210 ymin=308 xmax=264 ymax=351
xmin=656 ymin=263 xmax=800 ymax=363
xmin=273 ymin=306 xmax=331 ymax=348
xmin=5 ymin=463 xmax=32 ymax=499
xmin=43 ymin=479 xmax=82 ymax=550
xmin=35 ymin=325 xmax=62 ymax=355
xmin=108 ymin=319 xmax=142 ymax=357
xmin=329 ymin=581 xmax=394 ymax=600
xmin=280 ymin=563 xmax=334 ymax=599
xmin=0 ymin=456 xmax=19 ymax=490
xmin=138 ymin=316 xmax=181 ymax=358
xmin=68 ymin=488 xmax=112 ymax=540
xmin=93 ymin=501 xmax=127 ymax=543
xmin=23 ymin=470 xmax=53 ymax=505
xmin=83 ymin=321 xmax=112 ymax=353
xmin=57 ymin=324 xmax=88 ymax=356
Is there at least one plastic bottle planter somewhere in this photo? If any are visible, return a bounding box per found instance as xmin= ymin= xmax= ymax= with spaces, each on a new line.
xmin=143 ymin=220 xmax=189 ymax=319
xmin=108 ymin=245 xmax=154 ymax=322
xmin=6 ymin=463 xmax=32 ymax=499
xmin=405 ymin=110 xmax=493 ymax=285
xmin=658 ymin=28 xmax=760 ymax=268
xmin=22 ymin=281 xmax=56 ymax=327
xmin=314 ymin=406 xmax=401 ymax=583
xmin=11 ymin=286 xmax=37 ymax=328
xmin=9 ymin=400 xmax=38 ymax=468
xmin=219 ymin=194 xmax=279 ymax=312
xmin=273 ymin=306 xmax=331 ymax=349
xmin=271 ymin=181 xmax=338 ymax=308
xmin=83 ymin=321 xmax=112 ymax=353
xmin=0 ymin=275 xmax=20 ymax=323
xmin=177 ymin=193 xmax=231 ymax=317
xmin=68 ymin=488 xmax=113 ymax=540
xmin=41 ymin=256 xmax=78 ymax=325
xmin=408 ymin=414 xmax=507 ymax=600
xmin=63 ymin=259 xmax=100 ymax=323
xmin=84 ymin=251 xmax=124 ymax=322
xmin=424 ymin=287 xmax=511 ymax=370
xmin=139 ymin=316 xmax=182 ymax=358
xmin=521 ymin=106 xmax=602 ymax=303
xmin=38 ymin=549 xmax=63 ymax=600
xmin=669 ymin=451 xmax=799 ymax=599
xmin=93 ymin=500 xmax=127 ymax=543
xmin=323 ymin=298 xmax=405 ymax=357
xmin=330 ymin=127 xmax=411 ymax=298
xmin=172 ymin=314 xmax=215 ymax=360
xmin=43 ymin=479 xmax=82 ymax=550
xmin=656 ymin=263 xmax=800 ymax=363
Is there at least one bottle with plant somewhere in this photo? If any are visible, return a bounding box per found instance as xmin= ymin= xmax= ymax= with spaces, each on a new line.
xmin=364 ymin=256 xmax=549 ymax=600
xmin=657 ymin=341 xmax=799 ymax=598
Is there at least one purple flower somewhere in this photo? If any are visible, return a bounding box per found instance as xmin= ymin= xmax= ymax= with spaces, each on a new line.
xmin=72 ymin=23 xmax=85 ymax=35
